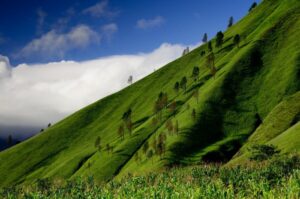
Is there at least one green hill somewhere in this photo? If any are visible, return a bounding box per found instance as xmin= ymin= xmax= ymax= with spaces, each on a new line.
xmin=0 ymin=0 xmax=299 ymax=187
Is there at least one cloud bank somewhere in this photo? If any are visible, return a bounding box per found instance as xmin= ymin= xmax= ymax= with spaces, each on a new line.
xmin=0 ymin=43 xmax=192 ymax=134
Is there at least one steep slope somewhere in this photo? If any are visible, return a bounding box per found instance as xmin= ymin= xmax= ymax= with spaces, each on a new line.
xmin=0 ymin=0 xmax=299 ymax=187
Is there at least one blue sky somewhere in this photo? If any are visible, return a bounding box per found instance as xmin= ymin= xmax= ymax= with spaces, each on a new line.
xmin=0 ymin=0 xmax=260 ymax=65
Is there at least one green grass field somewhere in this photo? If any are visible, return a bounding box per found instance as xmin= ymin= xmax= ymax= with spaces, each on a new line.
xmin=0 ymin=0 xmax=299 ymax=190
xmin=1 ymin=154 xmax=299 ymax=198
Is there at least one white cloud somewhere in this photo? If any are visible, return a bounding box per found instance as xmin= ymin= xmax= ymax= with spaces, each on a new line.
xmin=136 ymin=16 xmax=165 ymax=29
xmin=101 ymin=23 xmax=118 ymax=40
xmin=83 ymin=0 xmax=118 ymax=18
xmin=0 ymin=43 xmax=194 ymax=131
xmin=18 ymin=25 xmax=100 ymax=59
xmin=0 ymin=55 xmax=11 ymax=79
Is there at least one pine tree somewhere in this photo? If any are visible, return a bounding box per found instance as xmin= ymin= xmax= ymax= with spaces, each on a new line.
xmin=192 ymin=66 xmax=200 ymax=82
xmin=202 ymin=33 xmax=208 ymax=43
xmin=215 ymin=31 xmax=224 ymax=48
xmin=233 ymin=34 xmax=241 ymax=48
xmin=228 ymin=16 xmax=234 ymax=28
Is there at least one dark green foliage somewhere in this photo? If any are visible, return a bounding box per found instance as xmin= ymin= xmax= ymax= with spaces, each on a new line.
xmin=180 ymin=77 xmax=187 ymax=92
xmin=200 ymin=50 xmax=206 ymax=56
xmin=208 ymin=41 xmax=213 ymax=52
xmin=249 ymin=144 xmax=280 ymax=161
xmin=249 ymin=2 xmax=257 ymax=12
xmin=174 ymin=82 xmax=180 ymax=94
xmin=192 ymin=66 xmax=200 ymax=82
xmin=215 ymin=31 xmax=224 ymax=48
xmin=228 ymin=16 xmax=234 ymax=28
xmin=122 ymin=108 xmax=133 ymax=134
xmin=233 ymin=34 xmax=241 ymax=48
xmin=202 ymin=33 xmax=208 ymax=43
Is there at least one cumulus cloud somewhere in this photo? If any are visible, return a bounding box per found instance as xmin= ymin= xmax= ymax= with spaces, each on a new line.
xmin=136 ymin=16 xmax=165 ymax=29
xmin=0 ymin=55 xmax=11 ymax=79
xmin=0 ymin=43 xmax=195 ymax=133
xmin=18 ymin=25 xmax=99 ymax=59
xmin=101 ymin=23 xmax=118 ymax=40
xmin=83 ymin=0 xmax=118 ymax=18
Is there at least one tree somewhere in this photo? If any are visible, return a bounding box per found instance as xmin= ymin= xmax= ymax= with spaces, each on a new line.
xmin=147 ymin=150 xmax=154 ymax=164
xmin=206 ymin=52 xmax=215 ymax=69
xmin=143 ymin=141 xmax=149 ymax=154
xmin=202 ymin=33 xmax=208 ymax=43
xmin=118 ymin=124 xmax=125 ymax=140
xmin=180 ymin=76 xmax=187 ymax=92
xmin=228 ymin=16 xmax=234 ymax=28
xmin=154 ymin=92 xmax=168 ymax=120
xmin=215 ymin=31 xmax=224 ymax=48
xmin=7 ymin=134 xmax=12 ymax=146
xmin=47 ymin=123 xmax=51 ymax=128
xmin=95 ymin=136 xmax=101 ymax=151
xmin=200 ymin=51 xmax=206 ymax=57
xmin=249 ymin=2 xmax=257 ymax=12
xmin=233 ymin=34 xmax=241 ymax=48
xmin=40 ymin=129 xmax=44 ymax=132
xmin=208 ymin=41 xmax=213 ymax=52
xmin=192 ymin=109 xmax=196 ymax=121
xmin=193 ymin=88 xmax=199 ymax=104
xmin=192 ymin=66 xmax=200 ymax=82
xmin=122 ymin=108 xmax=133 ymax=135
xmin=128 ymin=75 xmax=133 ymax=84
xmin=174 ymin=82 xmax=180 ymax=95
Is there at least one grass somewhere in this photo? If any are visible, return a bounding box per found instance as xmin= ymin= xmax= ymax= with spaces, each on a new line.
xmin=0 ymin=0 xmax=299 ymax=187
xmin=1 ymin=155 xmax=299 ymax=198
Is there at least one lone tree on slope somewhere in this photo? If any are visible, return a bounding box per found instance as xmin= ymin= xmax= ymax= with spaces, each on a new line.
xmin=228 ymin=16 xmax=234 ymax=28
xmin=249 ymin=2 xmax=257 ymax=12
xmin=215 ymin=31 xmax=224 ymax=48
xmin=122 ymin=108 xmax=133 ymax=135
xmin=192 ymin=66 xmax=200 ymax=82
xmin=233 ymin=34 xmax=241 ymax=48
xmin=180 ymin=76 xmax=187 ymax=92
xmin=202 ymin=33 xmax=208 ymax=43
xmin=95 ymin=136 xmax=101 ymax=152
xmin=208 ymin=41 xmax=213 ymax=52
xmin=128 ymin=75 xmax=133 ymax=85
xmin=174 ymin=82 xmax=180 ymax=95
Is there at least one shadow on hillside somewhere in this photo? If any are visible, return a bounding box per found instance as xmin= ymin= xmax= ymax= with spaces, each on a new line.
xmin=168 ymin=45 xmax=265 ymax=166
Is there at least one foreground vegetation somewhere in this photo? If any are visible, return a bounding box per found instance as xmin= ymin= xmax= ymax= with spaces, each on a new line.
xmin=1 ymin=154 xmax=299 ymax=199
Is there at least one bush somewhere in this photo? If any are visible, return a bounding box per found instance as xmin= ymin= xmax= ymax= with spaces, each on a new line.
xmin=249 ymin=144 xmax=280 ymax=161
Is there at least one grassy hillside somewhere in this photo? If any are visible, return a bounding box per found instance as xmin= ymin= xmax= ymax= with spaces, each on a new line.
xmin=0 ymin=0 xmax=299 ymax=187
